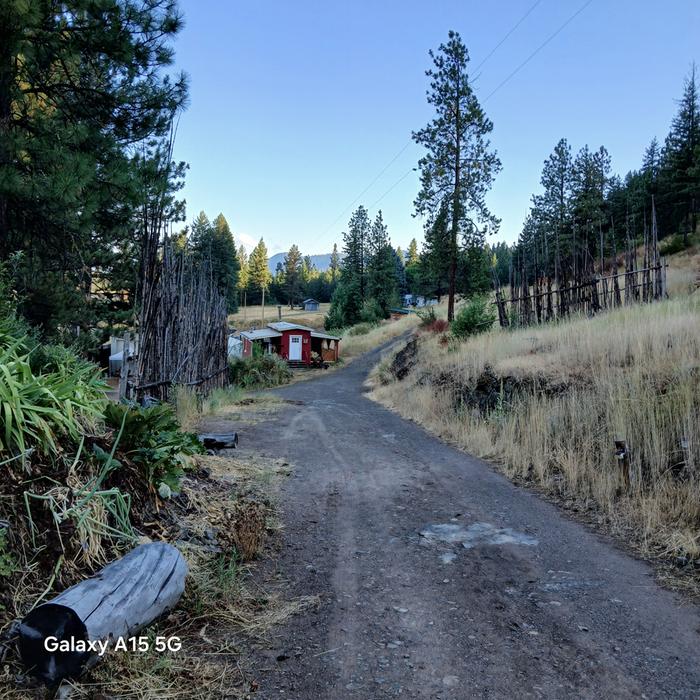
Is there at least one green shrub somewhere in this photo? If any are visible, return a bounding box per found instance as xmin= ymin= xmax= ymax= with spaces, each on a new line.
xmin=103 ymin=403 xmax=204 ymax=493
xmin=451 ymin=296 xmax=496 ymax=340
xmin=348 ymin=322 xmax=375 ymax=336
xmin=417 ymin=306 xmax=437 ymax=327
xmin=659 ymin=234 xmax=690 ymax=256
xmin=228 ymin=354 xmax=292 ymax=388
xmin=359 ymin=298 xmax=383 ymax=324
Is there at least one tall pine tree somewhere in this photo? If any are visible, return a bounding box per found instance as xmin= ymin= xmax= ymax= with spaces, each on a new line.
xmin=413 ymin=31 xmax=501 ymax=320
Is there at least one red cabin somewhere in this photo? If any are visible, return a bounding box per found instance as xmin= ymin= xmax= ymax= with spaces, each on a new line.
xmin=239 ymin=322 xmax=341 ymax=366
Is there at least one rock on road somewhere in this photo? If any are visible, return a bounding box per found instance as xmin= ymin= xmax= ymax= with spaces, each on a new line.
xmin=238 ymin=340 xmax=700 ymax=699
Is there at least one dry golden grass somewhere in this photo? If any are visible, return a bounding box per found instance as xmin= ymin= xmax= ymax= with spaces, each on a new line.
xmin=666 ymin=243 xmax=699 ymax=297
xmin=340 ymin=312 xmax=422 ymax=361
xmin=228 ymin=303 xmax=331 ymax=331
xmin=372 ymin=294 xmax=700 ymax=564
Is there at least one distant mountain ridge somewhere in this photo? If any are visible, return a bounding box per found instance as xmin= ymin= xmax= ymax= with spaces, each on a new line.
xmin=267 ymin=252 xmax=334 ymax=273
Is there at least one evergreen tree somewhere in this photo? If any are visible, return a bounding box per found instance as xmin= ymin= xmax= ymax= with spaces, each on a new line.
xmin=366 ymin=211 xmax=398 ymax=317
xmin=407 ymin=238 xmax=420 ymax=266
xmin=248 ymin=238 xmax=272 ymax=317
xmin=0 ymin=0 xmax=188 ymax=332
xmin=190 ymin=212 xmax=240 ymax=312
xmin=405 ymin=238 xmax=421 ymax=295
xmin=329 ymin=243 xmax=341 ymax=281
xmin=326 ymin=206 xmax=371 ymax=328
xmin=237 ymin=244 xmax=249 ymax=316
xmin=283 ymin=244 xmax=303 ymax=307
xmin=342 ymin=205 xmax=370 ymax=298
xmin=394 ymin=247 xmax=407 ymax=297
xmin=540 ymin=138 xmax=573 ymax=280
xmin=661 ymin=65 xmax=700 ymax=244
xmin=421 ymin=200 xmax=452 ymax=301
xmin=413 ymin=31 xmax=501 ymax=320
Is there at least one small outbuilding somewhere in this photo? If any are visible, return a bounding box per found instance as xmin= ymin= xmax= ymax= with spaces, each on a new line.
xmin=302 ymin=298 xmax=320 ymax=312
xmin=239 ymin=322 xmax=341 ymax=365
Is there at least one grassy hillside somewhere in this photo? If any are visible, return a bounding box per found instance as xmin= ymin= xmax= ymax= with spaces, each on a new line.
xmin=371 ymin=272 xmax=699 ymax=576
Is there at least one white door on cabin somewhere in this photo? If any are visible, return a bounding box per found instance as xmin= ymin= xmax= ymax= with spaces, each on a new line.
xmin=289 ymin=335 xmax=302 ymax=361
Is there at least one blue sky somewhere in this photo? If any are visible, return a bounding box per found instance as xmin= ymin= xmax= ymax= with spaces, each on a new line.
xmin=172 ymin=0 xmax=699 ymax=256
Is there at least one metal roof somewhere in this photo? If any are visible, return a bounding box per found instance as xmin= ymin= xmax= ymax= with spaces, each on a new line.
xmin=302 ymin=298 xmax=320 ymax=304
xmin=240 ymin=328 xmax=282 ymax=341
xmin=267 ymin=321 xmax=316 ymax=333
xmin=311 ymin=331 xmax=342 ymax=341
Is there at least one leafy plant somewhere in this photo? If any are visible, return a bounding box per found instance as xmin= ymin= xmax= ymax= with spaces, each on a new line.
xmin=0 ymin=529 xmax=17 ymax=577
xmin=417 ymin=306 xmax=437 ymax=327
xmin=0 ymin=336 xmax=106 ymax=465
xmin=104 ymin=403 xmax=204 ymax=493
xmin=348 ymin=322 xmax=375 ymax=337
xmin=451 ymin=296 xmax=496 ymax=340
xmin=228 ymin=355 xmax=292 ymax=388
xmin=359 ymin=298 xmax=383 ymax=324
xmin=659 ymin=233 xmax=691 ymax=256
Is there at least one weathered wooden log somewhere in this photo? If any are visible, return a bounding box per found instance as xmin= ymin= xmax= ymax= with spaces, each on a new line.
xmin=18 ymin=542 xmax=187 ymax=685
xmin=197 ymin=432 xmax=239 ymax=449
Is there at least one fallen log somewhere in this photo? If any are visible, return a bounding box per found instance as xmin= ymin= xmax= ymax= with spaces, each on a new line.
xmin=197 ymin=432 xmax=239 ymax=449
xmin=18 ymin=542 xmax=187 ymax=685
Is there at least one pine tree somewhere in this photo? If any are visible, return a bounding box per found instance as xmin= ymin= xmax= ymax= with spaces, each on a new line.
xmin=540 ymin=138 xmax=573 ymax=280
xmin=190 ymin=212 xmax=240 ymax=312
xmin=248 ymin=238 xmax=272 ymax=320
xmin=405 ymin=238 xmax=421 ymax=295
xmin=662 ymin=65 xmax=700 ymax=244
xmin=327 ymin=206 xmax=370 ymax=327
xmin=342 ymin=205 xmax=370 ymax=298
xmin=329 ymin=243 xmax=341 ymax=281
xmin=283 ymin=244 xmax=303 ymax=307
xmin=413 ymin=31 xmax=501 ymax=320
xmin=407 ymin=238 xmax=420 ymax=266
xmin=237 ymin=244 xmax=249 ymax=319
xmin=421 ymin=200 xmax=452 ymax=301
xmin=366 ymin=211 xmax=398 ymax=316
xmin=0 ymin=0 xmax=188 ymax=331
xmin=394 ymin=247 xmax=407 ymax=296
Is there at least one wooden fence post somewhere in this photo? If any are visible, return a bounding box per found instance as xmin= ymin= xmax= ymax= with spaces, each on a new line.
xmin=118 ymin=331 xmax=130 ymax=401
xmin=615 ymin=439 xmax=630 ymax=491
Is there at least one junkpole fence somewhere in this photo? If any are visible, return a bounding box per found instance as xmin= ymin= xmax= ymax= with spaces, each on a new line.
xmin=129 ymin=244 xmax=229 ymax=401
xmin=493 ymin=202 xmax=668 ymax=328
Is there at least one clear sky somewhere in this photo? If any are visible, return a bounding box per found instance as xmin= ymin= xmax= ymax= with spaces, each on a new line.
xmin=172 ymin=0 xmax=699 ymax=256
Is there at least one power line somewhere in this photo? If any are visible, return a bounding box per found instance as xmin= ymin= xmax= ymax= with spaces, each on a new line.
xmin=318 ymin=141 xmax=412 ymax=239
xmin=317 ymin=5 xmax=545 ymax=241
xmin=366 ymin=1 xmax=594 ymax=216
xmin=318 ymin=0 xmax=593 ymax=243
xmin=483 ymin=0 xmax=594 ymax=102
xmin=367 ymin=168 xmax=416 ymax=210
xmin=471 ymin=0 xmax=543 ymax=83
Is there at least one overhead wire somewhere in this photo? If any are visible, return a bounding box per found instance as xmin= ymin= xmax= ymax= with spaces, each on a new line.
xmin=318 ymin=0 xmax=594 ymax=237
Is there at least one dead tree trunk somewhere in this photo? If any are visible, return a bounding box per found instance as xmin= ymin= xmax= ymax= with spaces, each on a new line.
xmin=18 ymin=543 xmax=187 ymax=685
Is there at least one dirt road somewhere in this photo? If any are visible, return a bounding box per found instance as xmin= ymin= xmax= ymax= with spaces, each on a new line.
xmin=238 ymin=341 xmax=700 ymax=699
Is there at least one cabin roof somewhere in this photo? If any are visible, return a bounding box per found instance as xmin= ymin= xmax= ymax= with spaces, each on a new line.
xmin=267 ymin=321 xmax=315 ymax=333
xmin=302 ymin=298 xmax=319 ymax=304
xmin=311 ymin=331 xmax=341 ymax=341
xmin=240 ymin=328 xmax=282 ymax=341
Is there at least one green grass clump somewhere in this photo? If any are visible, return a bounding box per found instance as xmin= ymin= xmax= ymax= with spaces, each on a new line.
xmin=0 ymin=332 xmax=106 ymax=465
xmin=228 ymin=355 xmax=292 ymax=388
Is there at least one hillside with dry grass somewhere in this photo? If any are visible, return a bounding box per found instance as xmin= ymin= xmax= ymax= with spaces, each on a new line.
xmin=370 ymin=251 xmax=700 ymax=585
